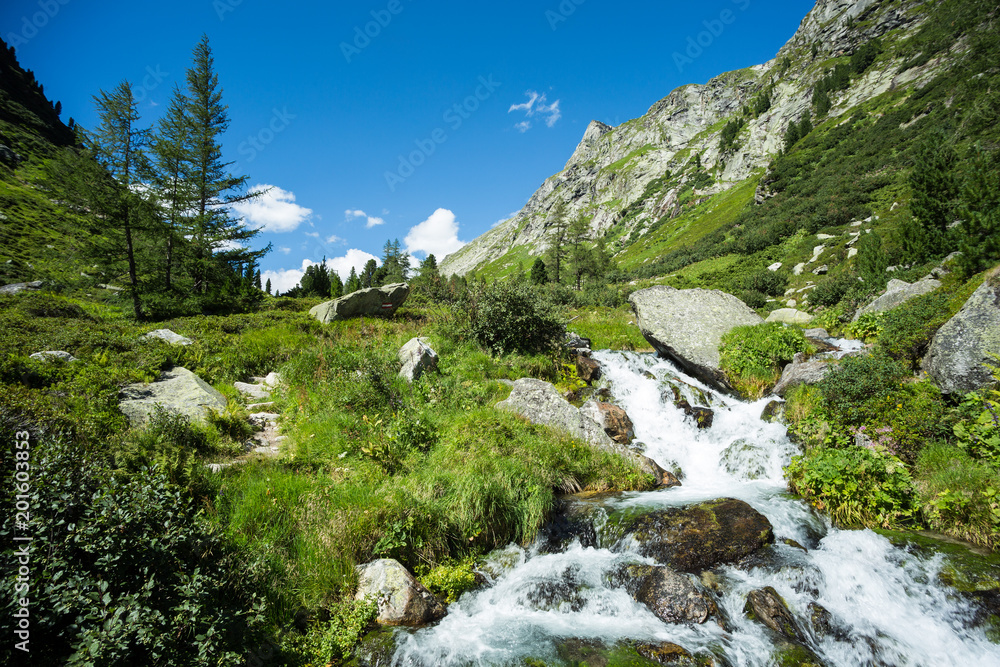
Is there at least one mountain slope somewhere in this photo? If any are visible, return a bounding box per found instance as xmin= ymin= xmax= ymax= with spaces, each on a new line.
xmin=440 ymin=0 xmax=970 ymax=278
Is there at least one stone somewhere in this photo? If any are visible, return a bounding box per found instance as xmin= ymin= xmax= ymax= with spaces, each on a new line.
xmin=803 ymin=328 xmax=830 ymax=339
xmin=633 ymin=642 xmax=699 ymax=665
xmin=744 ymin=587 xmax=803 ymax=641
xmin=923 ymin=275 xmax=1000 ymax=393
xmin=816 ymin=234 xmax=836 ymax=240
xmin=772 ymin=353 xmax=831 ymax=397
xmin=609 ymin=563 xmax=715 ymax=624
xmin=398 ymin=337 xmax=439 ymax=382
xmin=848 ymin=248 xmax=858 ymax=259
xmin=575 ymin=354 xmax=602 ymax=383
xmin=234 ymin=382 xmax=271 ymax=401
xmin=498 ymin=379 xmax=665 ymax=483
xmin=119 ymin=366 xmax=228 ymax=426
xmin=0 ymin=281 xmax=43 ymax=295
xmin=793 ymin=263 xmax=806 ymax=276
xmin=767 ymin=262 xmax=782 ymax=272
xmin=852 ymin=277 xmax=942 ymax=321
xmin=354 ymin=559 xmax=445 ymax=627
xmin=811 ymin=265 xmax=829 ymax=275
xmin=612 ymin=498 xmax=774 ymax=572
xmin=809 ymin=245 xmax=826 ymax=263
xmin=29 ymin=351 xmax=78 ymax=363
xmin=0 ymin=143 xmax=22 ymax=166
xmin=581 ymin=401 xmax=635 ymax=445
xmin=565 ymin=333 xmax=592 ymax=351
xmin=310 ymin=283 xmax=409 ymax=323
xmin=143 ymin=329 xmax=193 ymax=346
xmin=690 ymin=406 xmax=714 ymax=429
xmin=629 ymin=286 xmax=763 ymax=392
xmin=248 ymin=412 xmax=280 ymax=427
xmin=765 ymin=308 xmax=813 ymax=326
xmin=760 ymin=400 xmax=786 ymax=424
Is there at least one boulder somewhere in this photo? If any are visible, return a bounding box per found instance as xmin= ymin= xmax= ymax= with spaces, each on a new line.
xmin=142 ymin=329 xmax=193 ymax=346
xmin=234 ymin=382 xmax=271 ymax=401
xmin=689 ymin=407 xmax=714 ymax=429
xmin=608 ymin=563 xmax=715 ymax=624
xmin=0 ymin=281 xmax=43 ymax=295
xmin=398 ymin=337 xmax=439 ymax=382
xmin=852 ymin=277 xmax=942 ymax=321
xmin=772 ymin=352 xmax=830 ymax=397
xmin=310 ymin=283 xmax=409 ymax=323
xmin=744 ymin=586 xmax=803 ymax=641
xmin=923 ymin=275 xmax=1000 ymax=394
xmin=0 ymin=143 xmax=22 ymax=166
xmin=629 ymin=286 xmax=763 ymax=392
xmin=119 ymin=366 xmax=228 ymax=426
xmin=29 ymin=351 xmax=78 ymax=363
xmin=612 ymin=498 xmax=773 ymax=572
xmin=765 ymin=309 xmax=813 ymax=326
xmin=581 ymin=401 xmax=635 ymax=445
xmin=662 ymin=385 xmax=714 ymax=429
xmin=354 ymin=558 xmax=445 ymax=627
xmin=760 ymin=400 xmax=786 ymax=424
xmin=497 ymin=379 xmax=665 ymax=484
xmin=565 ymin=333 xmax=592 ymax=351
xmin=575 ymin=354 xmax=602 ymax=383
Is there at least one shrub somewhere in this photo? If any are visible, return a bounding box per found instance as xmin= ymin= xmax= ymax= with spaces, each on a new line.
xmin=458 ymin=281 xmax=565 ymax=356
xmin=915 ymin=443 xmax=1000 ymax=550
xmin=418 ymin=558 xmax=479 ymax=603
xmin=818 ymin=352 xmax=909 ymax=426
xmin=738 ymin=289 xmax=767 ymax=310
xmin=299 ymin=598 xmax=379 ymax=665
xmin=741 ymin=269 xmax=788 ymax=297
xmin=785 ymin=445 xmax=916 ymax=528
xmin=810 ymin=272 xmax=856 ymax=308
xmin=846 ymin=311 xmax=884 ymax=342
xmin=720 ymin=322 xmax=812 ymax=399
xmin=875 ymin=290 xmax=952 ymax=369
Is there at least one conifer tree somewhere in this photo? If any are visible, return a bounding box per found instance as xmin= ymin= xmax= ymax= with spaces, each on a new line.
xmin=345 ymin=266 xmax=361 ymax=293
xmin=265 ymin=278 xmax=272 ymax=295
xmin=330 ymin=271 xmax=344 ymax=299
xmin=530 ymin=257 xmax=548 ymax=285
xmin=545 ymin=200 xmax=570 ymax=283
xmin=361 ymin=258 xmax=379 ymax=288
xmin=957 ymin=147 xmax=1000 ymax=275
xmin=565 ymin=213 xmax=593 ymax=290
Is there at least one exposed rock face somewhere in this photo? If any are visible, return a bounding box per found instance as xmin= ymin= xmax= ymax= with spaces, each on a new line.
xmin=398 ymin=337 xmax=439 ymax=382
xmin=629 ymin=287 xmax=762 ymax=392
xmin=0 ymin=281 xmax=43 ymax=295
xmin=765 ymin=309 xmax=813 ymax=326
xmin=581 ymin=401 xmax=635 ymax=445
xmin=354 ymin=559 xmax=445 ymax=627
xmin=497 ymin=378 xmax=665 ymax=484
xmin=613 ymin=498 xmax=773 ymax=572
xmin=142 ymin=329 xmax=193 ymax=346
xmin=29 ymin=351 xmax=78 ymax=363
xmin=853 ymin=278 xmax=942 ymax=321
xmin=310 ymin=283 xmax=409 ymax=323
xmin=923 ymin=276 xmax=1000 ymax=393
xmin=772 ymin=352 xmax=831 ymax=397
xmin=744 ymin=586 xmax=803 ymax=641
xmin=609 ymin=563 xmax=715 ymax=625
xmin=119 ymin=366 xmax=227 ymax=426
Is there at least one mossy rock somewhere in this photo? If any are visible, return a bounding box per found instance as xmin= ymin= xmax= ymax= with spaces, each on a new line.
xmin=550 ymin=638 xmax=688 ymax=666
xmin=343 ymin=628 xmax=397 ymax=667
xmin=874 ymin=530 xmax=1000 ymax=593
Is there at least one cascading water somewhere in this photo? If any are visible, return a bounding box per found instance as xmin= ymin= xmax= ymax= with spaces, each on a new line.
xmin=393 ymin=351 xmax=1000 ymax=666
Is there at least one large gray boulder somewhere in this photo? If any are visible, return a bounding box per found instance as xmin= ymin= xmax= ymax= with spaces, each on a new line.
xmin=923 ymin=276 xmax=1000 ymax=393
xmin=29 ymin=351 xmax=78 ymax=363
xmin=852 ymin=278 xmax=941 ymax=321
xmin=772 ymin=352 xmax=832 ymax=397
xmin=608 ymin=563 xmax=715 ymax=625
xmin=398 ymin=337 xmax=438 ymax=382
xmin=629 ymin=286 xmax=763 ymax=392
xmin=497 ymin=379 xmax=667 ymax=484
xmin=310 ymin=283 xmax=409 ymax=323
xmin=765 ymin=308 xmax=813 ymax=326
xmin=119 ymin=366 xmax=228 ymax=426
xmin=355 ymin=558 xmax=445 ymax=627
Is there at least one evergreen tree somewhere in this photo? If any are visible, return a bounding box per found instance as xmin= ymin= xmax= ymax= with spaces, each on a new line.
xmin=378 ymin=238 xmax=409 ymax=284
xmin=184 ymin=34 xmax=268 ymax=294
xmin=565 ymin=213 xmax=593 ymax=290
xmin=300 ymin=259 xmax=331 ymax=297
xmin=345 ymin=266 xmax=361 ymax=293
xmin=361 ymin=258 xmax=379 ymax=288
xmin=89 ymin=80 xmax=149 ymax=319
xmin=783 ymin=120 xmax=802 ymax=151
xmin=530 ymin=257 xmax=548 ymax=285
xmin=330 ymin=271 xmax=344 ymax=299
xmin=545 ymin=200 xmax=570 ymax=283
xmin=419 ymin=253 xmax=439 ymax=279
xmin=957 ymin=147 xmax=1000 ymax=275
xmin=798 ymin=113 xmax=813 ymax=140
xmin=910 ymin=140 xmax=959 ymax=238
xmin=265 ymin=278 xmax=271 ymax=295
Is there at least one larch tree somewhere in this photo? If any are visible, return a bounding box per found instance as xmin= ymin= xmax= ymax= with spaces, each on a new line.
xmin=545 ymin=200 xmax=570 ymax=283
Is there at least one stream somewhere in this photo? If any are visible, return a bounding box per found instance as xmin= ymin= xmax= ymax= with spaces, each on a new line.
xmin=392 ymin=351 xmax=1000 ymax=666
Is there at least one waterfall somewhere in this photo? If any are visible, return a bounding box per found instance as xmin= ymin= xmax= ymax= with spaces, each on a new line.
xmin=392 ymin=352 xmax=999 ymax=666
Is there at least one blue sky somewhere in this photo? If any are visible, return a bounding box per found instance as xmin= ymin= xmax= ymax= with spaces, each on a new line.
xmin=3 ymin=0 xmax=814 ymax=291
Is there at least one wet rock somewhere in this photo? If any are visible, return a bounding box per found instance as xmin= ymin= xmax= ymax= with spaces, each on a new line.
xmin=744 ymin=587 xmax=803 ymax=642
xmin=577 ymin=354 xmax=603 ymax=383
xmin=808 ymin=602 xmax=848 ymax=641
xmin=772 ymin=352 xmax=831 ymax=397
xmin=118 ymin=366 xmax=227 ymax=426
xmin=142 ymin=328 xmax=193 ymax=346
xmin=610 ymin=563 xmax=715 ymax=624
xmin=690 ymin=406 xmax=714 ymax=429
xmin=760 ymin=400 xmax=786 ymax=424
xmin=923 ymin=274 xmax=1000 ymax=394
xmin=661 ymin=470 xmax=683 ymax=488
xmin=525 ymin=565 xmax=586 ymax=612
xmin=566 ymin=332 xmax=592 ymax=352
xmin=398 ymin=337 xmax=439 ymax=382
xmin=581 ymin=400 xmax=635 ymax=445
xmin=355 ymin=558 xmax=445 ymax=627
xmin=662 ymin=384 xmax=714 ymax=429
xmin=629 ymin=286 xmax=762 ymax=392
xmin=343 ymin=628 xmax=397 ymax=667
xmin=612 ymin=498 xmax=774 ymax=572
xmin=633 ymin=641 xmax=715 ymax=665
xmin=310 ymin=283 xmax=409 ymax=323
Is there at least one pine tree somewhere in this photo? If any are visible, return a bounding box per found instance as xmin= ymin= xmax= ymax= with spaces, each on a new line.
xmin=330 ymin=271 xmax=344 ymax=299
xmin=530 ymin=257 xmax=548 ymax=285
xmin=565 ymin=213 xmax=593 ymax=290
xmin=184 ymin=34 xmax=268 ymax=294
xmin=345 ymin=266 xmax=361 ymax=293
xmin=361 ymin=259 xmax=379 ymax=288
xmin=910 ymin=140 xmax=959 ymax=237
xmin=957 ymin=147 xmax=1000 ymax=275
xmin=419 ymin=253 xmax=439 ymax=279
xmin=545 ymin=200 xmax=570 ymax=283
xmin=89 ymin=80 xmax=149 ymax=319
xmin=265 ymin=278 xmax=272 ymax=295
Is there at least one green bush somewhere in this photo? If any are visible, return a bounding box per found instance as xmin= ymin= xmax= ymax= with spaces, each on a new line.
xmin=875 ymin=290 xmax=952 ymax=369
xmin=863 ymin=380 xmax=949 ymax=464
xmin=819 ymin=353 xmax=910 ymax=426
xmin=811 ymin=272 xmax=856 ymax=308
xmin=741 ymin=269 xmax=788 ymax=297
xmin=846 ymin=311 xmax=885 ymax=342
xmin=418 ymin=558 xmax=479 ymax=603
xmin=785 ymin=445 xmax=916 ymax=528
xmin=299 ymin=598 xmax=378 ymax=665
xmin=458 ymin=281 xmax=565 ymax=356
xmin=720 ymin=322 xmax=811 ymax=398
xmin=915 ymin=443 xmax=1000 ymax=550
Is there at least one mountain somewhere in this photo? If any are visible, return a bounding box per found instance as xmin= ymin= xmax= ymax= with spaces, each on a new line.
xmin=440 ymin=0 xmax=993 ymax=278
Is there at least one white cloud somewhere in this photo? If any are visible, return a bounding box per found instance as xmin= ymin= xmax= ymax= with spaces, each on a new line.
xmin=304 ymin=231 xmax=320 ymax=238
xmin=261 ymin=250 xmax=381 ymax=294
xmin=404 ymin=208 xmax=466 ymax=260
xmin=492 ymin=211 xmax=519 ymax=228
xmin=346 ymin=209 xmax=385 ymax=229
xmin=279 ymin=247 xmax=291 ymax=255
xmin=326 ymin=234 xmax=344 ymax=244
xmin=509 ymin=90 xmax=561 ymax=130
xmin=231 ymin=185 xmax=312 ymax=233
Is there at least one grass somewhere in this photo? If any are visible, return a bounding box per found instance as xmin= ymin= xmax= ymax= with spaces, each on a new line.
xmin=566 ymin=305 xmax=652 ymax=351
